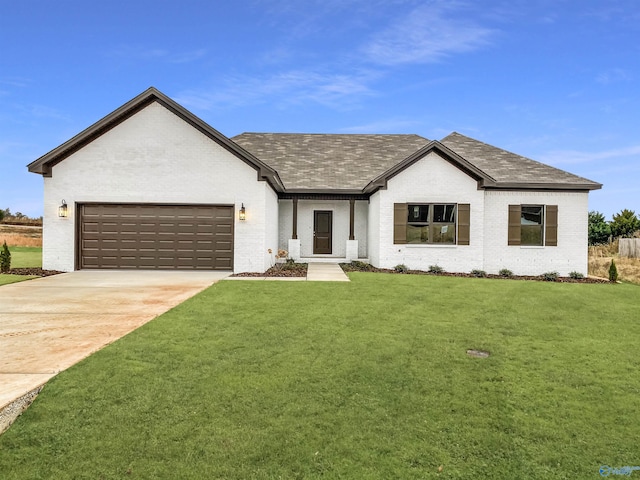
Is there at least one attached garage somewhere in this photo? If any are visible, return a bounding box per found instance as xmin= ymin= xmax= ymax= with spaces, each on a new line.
xmin=78 ymin=204 xmax=234 ymax=270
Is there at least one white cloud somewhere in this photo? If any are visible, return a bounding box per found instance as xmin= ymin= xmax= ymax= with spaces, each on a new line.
xmin=176 ymin=69 xmax=377 ymax=111
xmin=596 ymin=68 xmax=631 ymax=85
xmin=363 ymin=2 xmax=495 ymax=65
xmin=108 ymin=46 xmax=206 ymax=64
xmin=341 ymin=118 xmax=422 ymax=133
xmin=540 ymin=145 xmax=640 ymax=166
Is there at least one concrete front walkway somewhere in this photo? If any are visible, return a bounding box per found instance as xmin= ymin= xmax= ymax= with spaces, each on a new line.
xmin=224 ymin=263 xmax=350 ymax=282
xmin=306 ymin=263 xmax=350 ymax=282
xmin=0 ymin=270 xmax=228 ymax=409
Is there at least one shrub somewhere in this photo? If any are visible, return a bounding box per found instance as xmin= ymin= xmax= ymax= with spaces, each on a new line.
xmin=471 ymin=269 xmax=486 ymax=278
xmin=343 ymin=261 xmax=375 ymax=272
xmin=394 ymin=264 xmax=408 ymax=273
xmin=569 ymin=271 xmax=584 ymax=280
xmin=541 ymin=271 xmax=558 ymax=282
xmin=608 ymin=259 xmax=618 ymax=282
xmin=428 ymin=265 xmax=444 ymax=274
xmin=280 ymin=260 xmax=298 ymax=270
xmin=498 ymin=268 xmax=513 ymax=278
xmin=0 ymin=241 xmax=10 ymax=273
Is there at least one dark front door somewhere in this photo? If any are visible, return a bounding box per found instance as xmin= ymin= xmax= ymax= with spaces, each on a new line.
xmin=313 ymin=210 xmax=332 ymax=254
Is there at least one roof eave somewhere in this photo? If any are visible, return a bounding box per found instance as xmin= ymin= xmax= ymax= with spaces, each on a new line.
xmin=283 ymin=188 xmax=365 ymax=195
xmin=483 ymin=182 xmax=603 ymax=191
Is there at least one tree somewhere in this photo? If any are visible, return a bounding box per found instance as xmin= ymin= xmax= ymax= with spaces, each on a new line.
xmin=608 ymin=259 xmax=618 ymax=282
xmin=0 ymin=241 xmax=10 ymax=273
xmin=610 ymin=209 xmax=640 ymax=238
xmin=588 ymin=211 xmax=611 ymax=245
xmin=0 ymin=209 xmax=4 ymax=222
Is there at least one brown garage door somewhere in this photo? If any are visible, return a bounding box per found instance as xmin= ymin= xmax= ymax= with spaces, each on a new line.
xmin=78 ymin=204 xmax=234 ymax=270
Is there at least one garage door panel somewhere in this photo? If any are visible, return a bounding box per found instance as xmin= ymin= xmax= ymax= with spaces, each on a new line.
xmin=79 ymin=204 xmax=234 ymax=270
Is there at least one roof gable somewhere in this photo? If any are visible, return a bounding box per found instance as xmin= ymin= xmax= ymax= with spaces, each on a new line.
xmin=28 ymin=87 xmax=283 ymax=191
xmin=363 ymin=140 xmax=496 ymax=193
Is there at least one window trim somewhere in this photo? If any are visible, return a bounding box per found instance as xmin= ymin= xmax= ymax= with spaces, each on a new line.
xmin=394 ymin=202 xmax=470 ymax=246
xmin=508 ymin=204 xmax=558 ymax=247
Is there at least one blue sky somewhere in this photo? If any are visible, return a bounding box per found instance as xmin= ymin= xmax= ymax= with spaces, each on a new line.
xmin=1 ymin=0 xmax=639 ymax=219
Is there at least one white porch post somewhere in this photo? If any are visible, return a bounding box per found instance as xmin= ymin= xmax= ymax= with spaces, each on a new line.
xmin=346 ymin=198 xmax=358 ymax=261
xmin=288 ymin=238 xmax=301 ymax=261
xmin=346 ymin=239 xmax=359 ymax=261
xmin=289 ymin=196 xmax=301 ymax=261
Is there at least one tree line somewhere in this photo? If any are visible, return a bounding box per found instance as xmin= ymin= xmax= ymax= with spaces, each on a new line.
xmin=589 ymin=209 xmax=640 ymax=245
xmin=0 ymin=208 xmax=43 ymax=225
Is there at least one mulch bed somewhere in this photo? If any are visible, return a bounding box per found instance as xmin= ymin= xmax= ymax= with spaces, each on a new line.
xmin=7 ymin=268 xmax=64 ymax=277
xmin=340 ymin=263 xmax=611 ymax=284
xmin=231 ymin=263 xmax=308 ymax=277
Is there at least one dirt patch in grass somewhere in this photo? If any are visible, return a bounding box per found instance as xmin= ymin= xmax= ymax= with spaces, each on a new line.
xmin=231 ymin=263 xmax=308 ymax=277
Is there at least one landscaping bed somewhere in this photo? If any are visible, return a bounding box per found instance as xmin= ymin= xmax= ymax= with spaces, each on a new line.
xmin=340 ymin=261 xmax=610 ymax=283
xmin=8 ymin=268 xmax=63 ymax=277
xmin=231 ymin=262 xmax=308 ymax=277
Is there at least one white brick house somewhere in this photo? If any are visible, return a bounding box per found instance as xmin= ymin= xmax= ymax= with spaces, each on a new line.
xmin=28 ymin=87 xmax=601 ymax=276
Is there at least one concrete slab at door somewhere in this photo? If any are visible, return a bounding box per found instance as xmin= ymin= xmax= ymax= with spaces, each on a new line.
xmin=0 ymin=270 xmax=229 ymax=409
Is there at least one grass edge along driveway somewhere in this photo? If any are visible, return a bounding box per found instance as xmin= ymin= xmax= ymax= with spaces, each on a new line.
xmin=1 ymin=273 xmax=638 ymax=479
xmin=0 ymin=247 xmax=41 ymax=285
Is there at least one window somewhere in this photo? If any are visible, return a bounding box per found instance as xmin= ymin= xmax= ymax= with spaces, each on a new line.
xmin=508 ymin=204 xmax=558 ymax=246
xmin=520 ymin=205 xmax=543 ymax=246
xmin=394 ymin=203 xmax=470 ymax=245
xmin=406 ymin=203 xmax=456 ymax=244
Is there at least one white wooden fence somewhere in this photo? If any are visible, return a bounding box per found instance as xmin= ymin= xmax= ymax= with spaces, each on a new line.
xmin=619 ymin=238 xmax=640 ymax=258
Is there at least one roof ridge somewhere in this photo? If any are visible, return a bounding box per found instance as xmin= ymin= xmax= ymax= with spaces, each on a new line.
xmin=234 ymin=132 xmax=427 ymax=137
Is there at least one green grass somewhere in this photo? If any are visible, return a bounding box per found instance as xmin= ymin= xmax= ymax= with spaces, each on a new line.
xmin=0 ymin=247 xmax=41 ymax=285
xmin=0 ymin=275 xmax=36 ymax=286
xmin=7 ymin=246 xmax=42 ymax=268
xmin=1 ymin=274 xmax=639 ymax=479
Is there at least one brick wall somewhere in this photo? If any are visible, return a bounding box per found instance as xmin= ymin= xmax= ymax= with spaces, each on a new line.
xmin=43 ymin=101 xmax=276 ymax=273
xmin=483 ymin=190 xmax=589 ymax=276
xmin=373 ymin=151 xmax=485 ymax=272
xmin=369 ymin=151 xmax=590 ymax=276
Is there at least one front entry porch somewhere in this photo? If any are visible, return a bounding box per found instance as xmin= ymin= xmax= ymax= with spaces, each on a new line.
xmin=279 ymin=195 xmax=368 ymax=262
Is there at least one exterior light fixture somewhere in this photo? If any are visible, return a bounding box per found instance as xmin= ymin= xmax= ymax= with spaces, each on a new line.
xmin=239 ymin=203 xmax=246 ymax=221
xmin=58 ymin=200 xmax=68 ymax=218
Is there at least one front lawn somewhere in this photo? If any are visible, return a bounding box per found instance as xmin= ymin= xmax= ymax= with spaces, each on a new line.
xmin=7 ymin=246 xmax=42 ymax=269
xmin=0 ymin=247 xmax=41 ymax=285
xmin=1 ymin=274 xmax=638 ymax=479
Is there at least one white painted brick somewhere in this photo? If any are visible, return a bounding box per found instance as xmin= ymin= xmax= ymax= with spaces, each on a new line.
xmin=43 ymin=101 xmax=275 ymax=273
xmin=369 ymin=151 xmax=589 ymax=276
xmin=483 ymin=191 xmax=589 ymax=276
xmin=373 ymin=151 xmax=485 ymax=273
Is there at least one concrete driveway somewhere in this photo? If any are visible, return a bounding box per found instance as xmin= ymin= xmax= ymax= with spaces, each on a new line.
xmin=0 ymin=270 xmax=229 ymax=409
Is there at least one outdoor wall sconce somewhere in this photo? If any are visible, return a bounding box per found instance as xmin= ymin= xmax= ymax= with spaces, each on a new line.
xmin=239 ymin=203 xmax=246 ymax=221
xmin=58 ymin=200 xmax=68 ymax=218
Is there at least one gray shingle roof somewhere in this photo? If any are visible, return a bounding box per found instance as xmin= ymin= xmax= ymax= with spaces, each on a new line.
xmin=440 ymin=132 xmax=601 ymax=188
xmin=233 ymin=131 xmax=601 ymax=192
xmin=232 ymin=133 xmax=430 ymax=191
